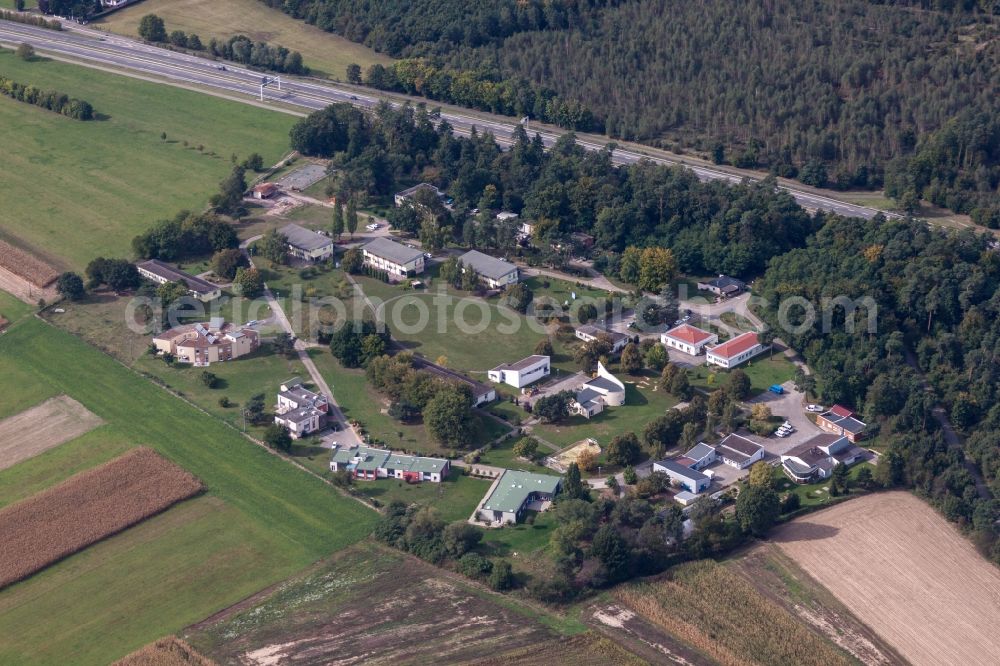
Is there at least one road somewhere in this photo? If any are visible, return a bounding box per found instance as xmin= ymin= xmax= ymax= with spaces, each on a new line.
xmin=0 ymin=18 xmax=894 ymax=221
xmin=239 ymin=235 xmax=362 ymax=447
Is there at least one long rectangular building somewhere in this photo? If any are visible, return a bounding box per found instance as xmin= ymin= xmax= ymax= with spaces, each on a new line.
xmin=136 ymin=259 xmax=221 ymax=301
xmin=328 ymin=444 xmax=450 ymax=483
xmin=361 ymin=237 xmax=425 ymax=279
xmin=476 ymin=470 xmax=561 ymax=525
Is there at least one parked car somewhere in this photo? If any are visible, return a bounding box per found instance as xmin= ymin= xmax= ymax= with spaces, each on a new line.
xmin=366 ymin=223 xmax=379 ymax=231
xmin=775 ymin=430 xmax=788 ymax=438
xmin=806 ymin=404 xmax=824 ymax=412
xmin=768 ymin=384 xmax=785 ymax=395
xmin=423 ymin=252 xmax=433 ymax=259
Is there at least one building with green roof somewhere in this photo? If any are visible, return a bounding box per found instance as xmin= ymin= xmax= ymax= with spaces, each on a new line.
xmin=329 ymin=444 xmax=450 ymax=482
xmin=477 ymin=470 xmax=562 ymax=525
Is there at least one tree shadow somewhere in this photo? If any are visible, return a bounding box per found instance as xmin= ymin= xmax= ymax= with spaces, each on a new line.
xmin=771 ymin=522 xmax=840 ymax=543
xmin=92 ymin=112 xmax=112 ymax=121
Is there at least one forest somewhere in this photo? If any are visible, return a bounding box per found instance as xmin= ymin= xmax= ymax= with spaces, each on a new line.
xmin=291 ymin=102 xmax=817 ymax=277
xmin=755 ymin=216 xmax=1000 ymax=562
xmin=260 ymin=0 xmax=1000 ymax=224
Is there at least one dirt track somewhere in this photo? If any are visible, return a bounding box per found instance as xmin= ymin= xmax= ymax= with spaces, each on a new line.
xmin=773 ymin=492 xmax=1000 ymax=666
xmin=0 ymin=395 xmax=104 ymax=471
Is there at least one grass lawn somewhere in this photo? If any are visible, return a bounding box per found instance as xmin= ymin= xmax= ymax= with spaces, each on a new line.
xmin=688 ymin=355 xmax=797 ymax=396
xmin=534 ymin=376 xmax=680 ymax=450
xmin=356 ymin=276 xmax=549 ymax=372
xmin=477 ymin=439 xmax=555 ymax=476
xmin=481 ymin=509 xmax=558 ymax=558
xmin=772 ymin=464 xmax=872 ymax=509
xmin=487 ymin=398 xmax=526 ymax=426
xmin=357 ymin=473 xmax=492 ymax=522
xmin=95 ymin=0 xmax=392 ymax=78
xmin=0 ymin=289 xmax=32 ymax=327
xmin=133 ymin=344 xmax=309 ymax=436
xmin=0 ymin=52 xmax=294 ymax=270
xmin=720 ymin=311 xmax=754 ymax=331
xmin=308 ymin=350 xmax=511 ymax=455
xmin=523 ymin=275 xmax=613 ymax=305
xmin=0 ymin=318 xmax=377 ymax=664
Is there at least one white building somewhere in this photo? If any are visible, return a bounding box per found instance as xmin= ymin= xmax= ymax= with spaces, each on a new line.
xmin=274 ymin=378 xmax=329 ymax=438
xmin=661 ymin=323 xmax=718 ymax=356
xmin=714 ymin=433 xmax=765 ymax=469
xmin=652 ymin=458 xmax=711 ymax=494
xmin=457 ymin=250 xmax=519 ymax=289
xmin=136 ymin=259 xmax=221 ymax=302
xmin=489 ymin=355 xmax=550 ymax=389
xmin=575 ymin=324 xmax=630 ymax=354
xmin=361 ymin=237 xmax=425 ymax=279
xmin=394 ymin=183 xmax=444 ymax=208
xmin=706 ymin=331 xmax=765 ymax=368
xmin=279 ymin=223 xmax=334 ymax=262
xmin=570 ymin=361 xmax=626 ymax=419
xmin=781 ymin=434 xmax=866 ymax=484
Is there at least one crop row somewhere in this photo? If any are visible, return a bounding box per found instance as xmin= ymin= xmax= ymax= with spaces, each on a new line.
xmin=0 ymin=239 xmax=59 ymax=287
xmin=0 ymin=447 xmax=202 ymax=589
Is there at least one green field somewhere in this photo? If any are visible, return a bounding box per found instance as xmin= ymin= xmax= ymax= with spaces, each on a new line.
xmin=357 ymin=473 xmax=492 ymax=522
xmin=689 ymin=355 xmax=797 ymax=396
xmin=534 ymin=377 xmax=680 ymax=450
xmin=0 ymin=52 xmax=294 ymax=270
xmin=0 ymin=317 xmax=376 ymax=664
xmin=96 ymin=0 xmax=392 ymax=78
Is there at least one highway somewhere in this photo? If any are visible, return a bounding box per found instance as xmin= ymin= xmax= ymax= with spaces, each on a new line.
xmin=0 ymin=18 xmax=892 ymax=220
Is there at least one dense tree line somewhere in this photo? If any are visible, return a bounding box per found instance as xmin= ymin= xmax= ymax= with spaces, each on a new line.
xmin=0 ymin=77 xmax=93 ymax=120
xmin=38 ymin=0 xmax=96 ymax=20
xmin=0 ymin=9 xmax=62 ymax=30
xmin=290 ymin=102 xmax=816 ymax=277
xmin=755 ymin=215 xmax=1000 ymax=563
xmin=132 ymin=211 xmax=238 ymax=262
xmin=263 ymin=0 xmax=1000 ymax=217
xmin=207 ymin=35 xmax=307 ymax=75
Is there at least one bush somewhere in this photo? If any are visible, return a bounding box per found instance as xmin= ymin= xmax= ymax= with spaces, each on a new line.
xmin=488 ymin=560 xmax=514 ymax=591
xmin=456 ymin=552 xmax=493 ymax=579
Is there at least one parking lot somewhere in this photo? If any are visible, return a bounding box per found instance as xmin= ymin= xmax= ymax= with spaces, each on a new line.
xmin=745 ymin=381 xmax=822 ymax=458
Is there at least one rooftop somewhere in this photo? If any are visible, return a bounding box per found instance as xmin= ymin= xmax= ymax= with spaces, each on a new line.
xmin=684 ymin=442 xmax=717 ymax=462
xmin=396 ymin=183 xmax=442 ymax=199
xmin=492 ymin=355 xmax=549 ymax=373
xmin=482 ymin=470 xmax=561 ymax=514
xmin=716 ymin=432 xmax=763 ymax=461
xmin=458 ymin=250 xmax=518 ymax=280
xmin=576 ymin=324 xmax=629 ymax=343
xmin=279 ymin=223 xmax=333 ymax=252
xmin=136 ymin=259 xmax=219 ymax=295
xmin=708 ymin=331 xmax=760 ymax=360
xmin=363 ymin=237 xmax=424 ymax=266
xmin=664 ymin=323 xmax=715 ymax=345
xmin=411 ymin=356 xmax=494 ymax=400
xmin=655 ymin=458 xmax=710 ymax=482
xmin=703 ymin=275 xmax=745 ymax=290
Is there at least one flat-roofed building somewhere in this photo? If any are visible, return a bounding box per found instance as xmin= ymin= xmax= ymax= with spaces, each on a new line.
xmin=653 ymin=458 xmax=711 ymax=494
xmin=274 ymin=377 xmax=329 ymax=438
xmin=361 ymin=237 xmax=425 ymax=279
xmin=279 ymin=223 xmax=333 ymax=262
xmin=488 ymin=355 xmax=550 ymax=389
xmin=575 ymin=324 xmax=630 ymax=354
xmin=329 ymin=444 xmax=450 ymax=483
xmin=137 ymin=259 xmax=221 ymax=301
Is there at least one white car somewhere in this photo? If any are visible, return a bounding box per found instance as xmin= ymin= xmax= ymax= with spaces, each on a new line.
xmin=366 ymin=223 xmax=379 ymax=231
xmin=774 ymin=430 xmax=788 ymax=438
xmin=806 ymin=404 xmax=824 ymax=413
xmin=423 ymin=252 xmax=433 ymax=259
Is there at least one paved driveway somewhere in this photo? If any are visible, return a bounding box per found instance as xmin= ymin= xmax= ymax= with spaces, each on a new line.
xmin=745 ymin=381 xmax=821 ymax=458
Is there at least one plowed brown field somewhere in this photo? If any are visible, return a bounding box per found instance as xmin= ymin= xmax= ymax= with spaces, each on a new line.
xmin=0 ymin=239 xmax=59 ymax=287
xmin=0 ymin=395 xmax=104 ymax=471
xmin=773 ymin=492 xmax=1000 ymax=666
xmin=0 ymin=447 xmax=202 ymax=589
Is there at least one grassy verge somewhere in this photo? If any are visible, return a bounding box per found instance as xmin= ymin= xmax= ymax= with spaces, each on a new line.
xmin=94 ymin=0 xmax=392 ymax=78
xmin=0 ymin=51 xmax=293 ymax=269
xmin=357 ymin=473 xmax=492 ymax=522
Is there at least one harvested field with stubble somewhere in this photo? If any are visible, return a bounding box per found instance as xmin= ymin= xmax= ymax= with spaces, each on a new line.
xmin=112 ymin=636 xmax=216 ymax=666
xmin=0 ymin=395 xmax=104 ymax=472
xmin=773 ymin=491 xmax=1000 ymax=666
xmin=615 ymin=560 xmax=855 ymax=666
xmin=0 ymin=447 xmax=202 ymax=589
xmin=0 ymin=238 xmax=59 ymax=287
xmin=186 ymin=542 xmax=569 ymax=665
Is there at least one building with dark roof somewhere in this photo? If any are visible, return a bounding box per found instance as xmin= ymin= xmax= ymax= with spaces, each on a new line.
xmin=697 ymin=275 xmax=746 ymax=297
xmin=279 ymin=223 xmax=333 ymax=262
xmin=817 ymin=405 xmax=868 ymax=442
xmin=652 ymin=458 xmax=711 ymax=494
xmin=575 ymin=324 xmax=630 ymax=353
xmin=411 ymin=356 xmax=496 ymax=406
xmin=274 ymin=377 xmax=329 ymax=438
xmin=715 ymin=432 xmax=765 ymax=469
xmin=394 ymin=183 xmax=444 ymax=208
xmin=683 ymin=442 xmax=718 ymax=470
xmin=488 ymin=355 xmax=550 ymax=389
xmin=136 ymin=259 xmax=221 ymax=302
xmin=780 ymin=433 xmax=866 ymax=483
xmin=457 ymin=250 xmax=519 ymax=289
xmin=569 ymin=362 xmax=625 ymax=419
xmin=361 ymin=237 xmax=425 ymax=279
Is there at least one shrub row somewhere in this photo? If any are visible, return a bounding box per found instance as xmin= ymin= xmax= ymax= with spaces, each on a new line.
xmin=0 ymin=75 xmax=94 ymax=120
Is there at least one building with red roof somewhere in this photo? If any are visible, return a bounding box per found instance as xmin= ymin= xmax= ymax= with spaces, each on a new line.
xmin=706 ymin=331 xmax=766 ymax=368
xmin=661 ymin=323 xmax=718 ymax=355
